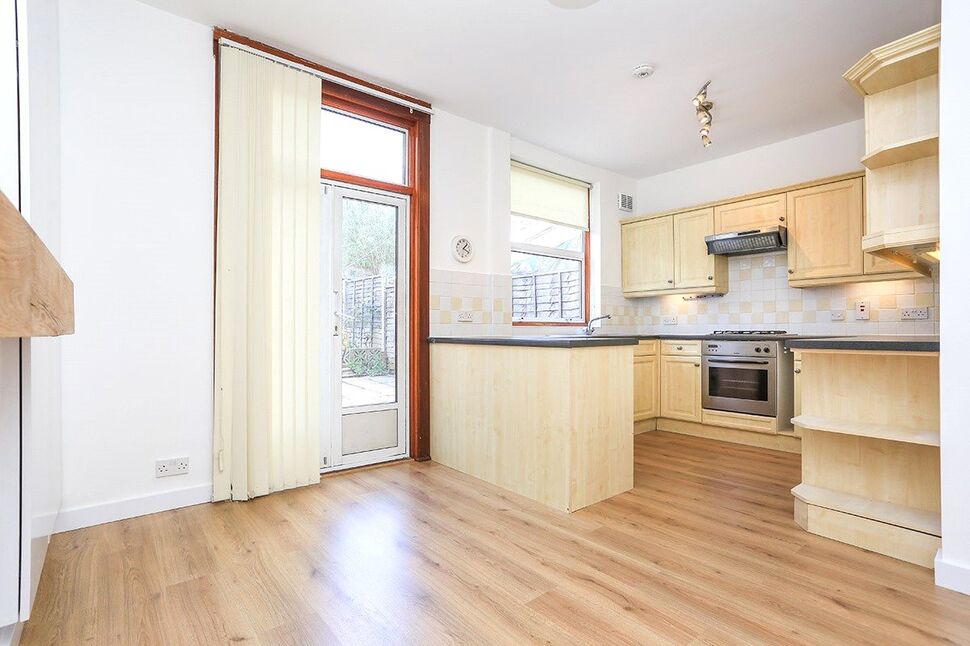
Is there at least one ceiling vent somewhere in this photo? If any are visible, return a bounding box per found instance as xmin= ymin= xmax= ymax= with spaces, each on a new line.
xmin=618 ymin=193 xmax=634 ymax=212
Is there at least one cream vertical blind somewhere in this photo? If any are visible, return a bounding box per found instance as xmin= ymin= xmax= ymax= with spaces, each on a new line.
xmin=510 ymin=161 xmax=591 ymax=230
xmin=214 ymin=45 xmax=322 ymax=501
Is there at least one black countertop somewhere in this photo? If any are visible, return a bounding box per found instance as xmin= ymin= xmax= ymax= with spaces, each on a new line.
xmin=786 ymin=335 xmax=940 ymax=352
xmin=428 ymin=335 xmax=639 ymax=348
xmin=427 ymin=333 xmax=840 ymax=348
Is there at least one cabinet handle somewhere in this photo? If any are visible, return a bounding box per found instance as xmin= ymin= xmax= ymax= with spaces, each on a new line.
xmin=707 ymin=275 xmax=713 ymax=280
xmin=667 ymin=279 xmax=674 ymax=284
xmin=694 ymin=363 xmax=700 ymax=367
xmin=794 ymin=368 xmax=801 ymax=374
xmin=677 ymin=345 xmax=684 ymax=350
xmin=779 ymin=216 xmax=786 ymax=222
xmin=788 ymin=269 xmax=794 ymax=274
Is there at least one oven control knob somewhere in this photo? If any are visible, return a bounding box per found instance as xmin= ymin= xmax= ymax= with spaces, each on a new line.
xmin=763 ymin=346 xmax=771 ymax=353
xmin=755 ymin=347 xmax=762 ymax=353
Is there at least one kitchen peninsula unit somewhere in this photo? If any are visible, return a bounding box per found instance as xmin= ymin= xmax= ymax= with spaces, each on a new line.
xmin=429 ymin=336 xmax=636 ymax=512
xmin=787 ymin=336 xmax=940 ymax=567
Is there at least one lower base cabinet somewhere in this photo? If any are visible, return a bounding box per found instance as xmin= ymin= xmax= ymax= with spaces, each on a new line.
xmin=660 ymin=355 xmax=702 ymax=422
xmin=633 ymin=354 xmax=659 ymax=421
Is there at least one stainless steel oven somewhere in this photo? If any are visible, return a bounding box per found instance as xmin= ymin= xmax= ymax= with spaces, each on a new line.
xmin=702 ymin=338 xmax=792 ymax=420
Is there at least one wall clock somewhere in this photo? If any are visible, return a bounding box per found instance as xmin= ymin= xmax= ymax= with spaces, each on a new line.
xmin=451 ymin=236 xmax=473 ymax=263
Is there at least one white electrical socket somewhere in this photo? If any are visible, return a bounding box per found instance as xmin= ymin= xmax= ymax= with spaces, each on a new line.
xmin=830 ymin=311 xmax=846 ymax=321
xmin=854 ymin=300 xmax=870 ymax=321
xmin=900 ymin=307 xmax=928 ymax=320
xmin=662 ymin=316 xmax=678 ymax=325
xmin=156 ymin=457 xmax=190 ymax=478
xmin=456 ymin=310 xmax=474 ymax=323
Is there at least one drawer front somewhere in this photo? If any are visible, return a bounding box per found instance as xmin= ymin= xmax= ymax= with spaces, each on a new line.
xmin=661 ymin=340 xmax=701 ymax=356
xmin=634 ymin=340 xmax=659 ymax=356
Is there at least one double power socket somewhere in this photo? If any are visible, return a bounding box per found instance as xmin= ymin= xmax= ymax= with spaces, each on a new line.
xmin=836 ymin=300 xmax=928 ymax=321
xmin=155 ymin=457 xmax=190 ymax=478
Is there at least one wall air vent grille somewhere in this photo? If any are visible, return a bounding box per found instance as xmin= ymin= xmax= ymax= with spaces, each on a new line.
xmin=618 ymin=193 xmax=634 ymax=212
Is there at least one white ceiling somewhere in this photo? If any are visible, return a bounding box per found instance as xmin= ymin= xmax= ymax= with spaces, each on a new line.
xmin=138 ymin=0 xmax=940 ymax=178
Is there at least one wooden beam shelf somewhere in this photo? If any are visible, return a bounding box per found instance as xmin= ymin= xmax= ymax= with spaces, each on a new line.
xmin=860 ymin=134 xmax=938 ymax=170
xmin=791 ymin=483 xmax=940 ymax=536
xmin=0 ymin=191 xmax=74 ymax=338
xmin=792 ymin=415 xmax=939 ymax=447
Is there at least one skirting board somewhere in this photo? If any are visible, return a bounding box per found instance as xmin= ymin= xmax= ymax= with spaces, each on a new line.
xmin=657 ymin=418 xmax=802 ymax=453
xmin=634 ymin=419 xmax=657 ymax=434
xmin=54 ymin=484 xmax=212 ymax=533
xmin=935 ymin=551 xmax=970 ymax=596
xmin=0 ymin=622 xmax=21 ymax=646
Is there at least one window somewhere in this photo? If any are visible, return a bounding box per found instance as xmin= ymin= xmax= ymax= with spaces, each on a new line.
xmin=510 ymin=162 xmax=590 ymax=324
xmin=321 ymin=107 xmax=407 ymax=186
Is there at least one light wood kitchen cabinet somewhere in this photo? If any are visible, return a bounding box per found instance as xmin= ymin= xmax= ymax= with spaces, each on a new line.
xmin=621 ymin=208 xmax=726 ymax=297
xmin=713 ymin=193 xmax=787 ymax=233
xmin=787 ymin=178 xmax=865 ymax=283
xmin=621 ymin=217 xmax=674 ymax=294
xmin=674 ymin=208 xmax=721 ymax=290
xmin=660 ymin=355 xmax=702 ymax=423
xmin=633 ymin=354 xmax=659 ymax=421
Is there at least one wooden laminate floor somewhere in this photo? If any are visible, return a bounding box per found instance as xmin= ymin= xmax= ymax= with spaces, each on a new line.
xmin=21 ymin=431 xmax=970 ymax=645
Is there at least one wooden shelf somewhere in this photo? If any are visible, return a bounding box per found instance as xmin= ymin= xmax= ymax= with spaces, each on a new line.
xmin=862 ymin=224 xmax=939 ymax=275
xmin=0 ymin=191 xmax=74 ymax=338
xmin=861 ymin=134 xmax=938 ymax=170
xmin=792 ymin=483 xmax=940 ymax=536
xmin=843 ymin=24 xmax=940 ymax=96
xmin=792 ymin=415 xmax=939 ymax=447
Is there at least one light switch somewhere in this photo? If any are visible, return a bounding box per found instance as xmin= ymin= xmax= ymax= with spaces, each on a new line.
xmin=854 ymin=300 xmax=870 ymax=320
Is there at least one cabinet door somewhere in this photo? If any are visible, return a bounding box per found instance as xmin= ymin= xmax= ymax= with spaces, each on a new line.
xmin=673 ymin=208 xmax=716 ymax=289
xmin=660 ymin=355 xmax=701 ymax=422
xmin=621 ymin=217 xmax=674 ymax=293
xmin=633 ymin=354 xmax=659 ymax=421
xmin=714 ymin=193 xmax=787 ymax=233
xmin=787 ymin=178 xmax=864 ymax=281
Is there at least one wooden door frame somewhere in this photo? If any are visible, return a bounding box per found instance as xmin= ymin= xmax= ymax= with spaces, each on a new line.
xmin=212 ymin=28 xmax=432 ymax=461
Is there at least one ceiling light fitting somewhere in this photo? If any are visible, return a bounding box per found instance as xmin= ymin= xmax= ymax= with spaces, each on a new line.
xmin=632 ymin=63 xmax=656 ymax=79
xmin=693 ymin=80 xmax=714 ymax=148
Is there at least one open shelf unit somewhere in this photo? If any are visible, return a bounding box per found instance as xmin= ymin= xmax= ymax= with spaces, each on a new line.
xmin=791 ymin=483 xmax=940 ymax=536
xmin=845 ymin=23 xmax=940 ymax=275
xmin=792 ymin=349 xmax=941 ymax=568
xmin=792 ymin=415 xmax=939 ymax=446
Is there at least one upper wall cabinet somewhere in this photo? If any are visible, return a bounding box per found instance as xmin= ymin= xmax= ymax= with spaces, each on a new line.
xmin=845 ymin=24 xmax=940 ymax=275
xmin=622 ymin=173 xmax=921 ymax=295
xmin=787 ymin=178 xmax=865 ymax=283
xmin=713 ymin=193 xmax=787 ymax=233
xmin=621 ymin=208 xmax=727 ymax=297
xmin=621 ymin=216 xmax=674 ymax=293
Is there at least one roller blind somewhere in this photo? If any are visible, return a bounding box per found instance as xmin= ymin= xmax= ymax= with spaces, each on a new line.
xmin=511 ymin=161 xmax=590 ymax=230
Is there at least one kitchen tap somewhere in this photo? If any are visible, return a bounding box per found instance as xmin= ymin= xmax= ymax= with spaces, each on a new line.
xmin=585 ymin=314 xmax=612 ymax=336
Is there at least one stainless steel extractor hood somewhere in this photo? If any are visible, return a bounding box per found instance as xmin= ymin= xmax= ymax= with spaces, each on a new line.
xmin=704 ymin=226 xmax=787 ymax=256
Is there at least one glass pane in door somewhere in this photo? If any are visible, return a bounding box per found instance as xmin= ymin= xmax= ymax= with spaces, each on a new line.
xmin=339 ymin=197 xmax=398 ymax=408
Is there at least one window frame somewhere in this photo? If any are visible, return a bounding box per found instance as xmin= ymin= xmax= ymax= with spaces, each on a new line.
xmin=510 ymin=193 xmax=591 ymax=327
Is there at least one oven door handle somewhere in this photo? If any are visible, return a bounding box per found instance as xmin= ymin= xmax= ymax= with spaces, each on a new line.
xmin=705 ymin=358 xmax=771 ymax=365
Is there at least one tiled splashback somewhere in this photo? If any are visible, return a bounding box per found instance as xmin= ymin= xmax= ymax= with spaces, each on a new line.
xmin=610 ymin=252 xmax=940 ymax=336
xmin=429 ymin=253 xmax=940 ymax=338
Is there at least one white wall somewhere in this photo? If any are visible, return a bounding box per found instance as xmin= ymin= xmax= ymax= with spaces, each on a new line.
xmin=19 ymin=0 xmax=63 ymax=619
xmin=57 ymin=0 xmax=215 ymax=530
xmin=430 ymin=110 xmax=510 ymax=276
xmin=936 ymin=0 xmax=970 ymax=596
xmin=636 ymin=119 xmax=865 ymax=214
